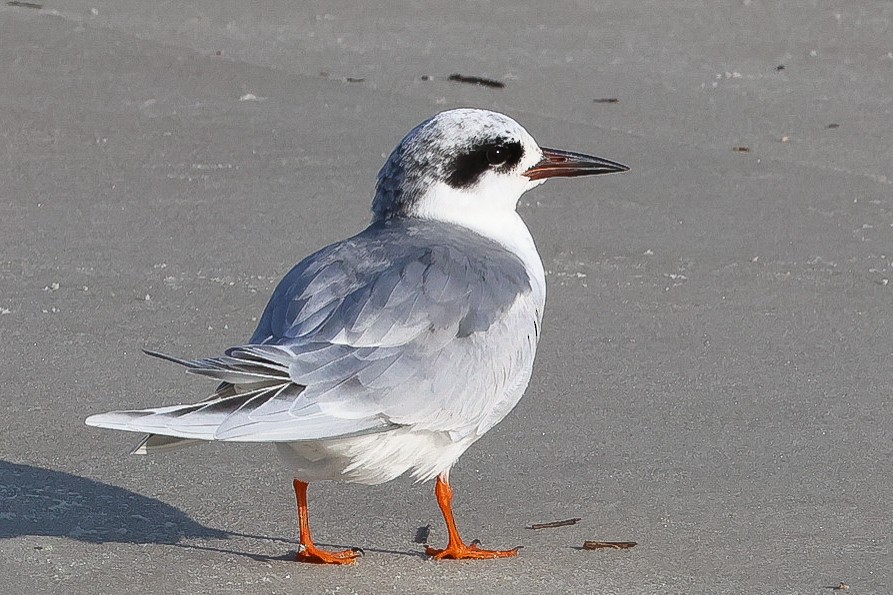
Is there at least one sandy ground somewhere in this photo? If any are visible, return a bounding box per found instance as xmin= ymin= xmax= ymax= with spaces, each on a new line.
xmin=1 ymin=2 xmax=891 ymax=593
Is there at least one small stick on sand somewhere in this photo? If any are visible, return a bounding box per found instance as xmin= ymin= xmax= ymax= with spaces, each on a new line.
xmin=582 ymin=540 xmax=637 ymax=550
xmin=526 ymin=518 xmax=582 ymax=530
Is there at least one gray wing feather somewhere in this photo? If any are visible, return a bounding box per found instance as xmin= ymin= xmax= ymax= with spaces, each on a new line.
xmin=87 ymin=219 xmax=535 ymax=443
xmin=86 ymin=380 xmax=393 ymax=441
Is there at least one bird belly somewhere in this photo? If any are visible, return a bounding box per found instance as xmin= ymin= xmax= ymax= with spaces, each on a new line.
xmin=276 ymin=428 xmax=477 ymax=485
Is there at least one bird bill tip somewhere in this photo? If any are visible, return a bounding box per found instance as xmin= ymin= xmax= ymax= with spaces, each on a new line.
xmin=524 ymin=147 xmax=629 ymax=181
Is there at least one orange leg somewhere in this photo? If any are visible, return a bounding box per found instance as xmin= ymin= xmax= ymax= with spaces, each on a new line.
xmin=292 ymin=479 xmax=361 ymax=565
xmin=425 ymin=472 xmax=520 ymax=560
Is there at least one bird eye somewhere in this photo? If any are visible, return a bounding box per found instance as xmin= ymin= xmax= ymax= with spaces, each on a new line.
xmin=446 ymin=140 xmax=523 ymax=188
xmin=485 ymin=146 xmax=508 ymax=166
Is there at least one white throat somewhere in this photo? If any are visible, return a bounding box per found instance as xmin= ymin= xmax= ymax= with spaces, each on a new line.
xmin=412 ymin=179 xmax=547 ymax=298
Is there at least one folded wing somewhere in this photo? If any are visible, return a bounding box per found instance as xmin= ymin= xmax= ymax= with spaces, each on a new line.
xmin=86 ymin=219 xmax=535 ymax=444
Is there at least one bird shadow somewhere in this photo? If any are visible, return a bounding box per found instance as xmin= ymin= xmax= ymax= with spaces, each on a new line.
xmin=0 ymin=459 xmax=227 ymax=544
xmin=0 ymin=460 xmax=423 ymax=560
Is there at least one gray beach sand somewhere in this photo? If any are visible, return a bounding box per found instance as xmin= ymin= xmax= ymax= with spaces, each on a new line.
xmin=1 ymin=2 xmax=890 ymax=593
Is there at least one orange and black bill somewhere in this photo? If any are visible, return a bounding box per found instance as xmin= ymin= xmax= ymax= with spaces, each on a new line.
xmin=524 ymin=147 xmax=629 ymax=180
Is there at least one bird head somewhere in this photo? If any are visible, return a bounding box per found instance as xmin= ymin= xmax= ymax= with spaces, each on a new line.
xmin=372 ymin=108 xmax=628 ymax=227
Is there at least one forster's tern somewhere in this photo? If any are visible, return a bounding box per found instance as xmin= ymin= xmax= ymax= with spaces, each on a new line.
xmin=86 ymin=108 xmax=628 ymax=563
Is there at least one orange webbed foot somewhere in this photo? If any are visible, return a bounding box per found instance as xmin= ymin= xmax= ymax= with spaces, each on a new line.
xmin=426 ymin=540 xmax=520 ymax=560
xmin=291 ymin=479 xmax=363 ymax=565
xmin=425 ymin=474 xmax=520 ymax=561
xmin=295 ymin=544 xmax=363 ymax=565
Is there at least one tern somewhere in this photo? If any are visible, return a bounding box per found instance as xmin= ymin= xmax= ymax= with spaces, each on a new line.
xmin=86 ymin=108 xmax=628 ymax=564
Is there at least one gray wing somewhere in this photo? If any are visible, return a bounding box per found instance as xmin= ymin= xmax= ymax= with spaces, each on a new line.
xmin=87 ymin=219 xmax=538 ymax=442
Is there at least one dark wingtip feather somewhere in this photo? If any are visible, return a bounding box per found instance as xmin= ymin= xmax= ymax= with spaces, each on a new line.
xmin=143 ymin=349 xmax=196 ymax=368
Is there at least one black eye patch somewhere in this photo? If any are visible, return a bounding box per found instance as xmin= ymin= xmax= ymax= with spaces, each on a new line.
xmin=446 ymin=140 xmax=524 ymax=189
